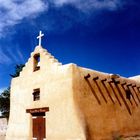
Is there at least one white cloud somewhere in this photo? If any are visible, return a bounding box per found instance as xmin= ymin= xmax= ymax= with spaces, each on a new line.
xmin=0 ymin=0 xmax=48 ymax=37
xmin=51 ymin=0 xmax=76 ymax=6
xmin=0 ymin=0 xmax=123 ymax=38
xmin=52 ymin=0 xmax=122 ymax=11
xmin=0 ymin=48 xmax=11 ymax=64
xmin=0 ymin=45 xmax=24 ymax=65
xmin=16 ymin=47 xmax=24 ymax=63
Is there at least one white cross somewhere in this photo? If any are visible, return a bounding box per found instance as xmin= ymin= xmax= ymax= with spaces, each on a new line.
xmin=37 ymin=31 xmax=44 ymax=46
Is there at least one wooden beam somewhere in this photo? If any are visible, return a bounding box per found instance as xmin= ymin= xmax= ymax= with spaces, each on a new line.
xmin=26 ymin=107 xmax=49 ymax=114
xmin=84 ymin=73 xmax=90 ymax=79
xmin=93 ymin=76 xmax=99 ymax=80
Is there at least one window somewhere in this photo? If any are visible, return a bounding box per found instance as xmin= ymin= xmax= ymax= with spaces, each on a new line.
xmin=33 ymin=54 xmax=40 ymax=71
xmin=33 ymin=88 xmax=40 ymax=101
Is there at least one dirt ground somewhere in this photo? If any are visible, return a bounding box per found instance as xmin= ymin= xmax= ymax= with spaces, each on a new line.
xmin=123 ymin=137 xmax=140 ymax=140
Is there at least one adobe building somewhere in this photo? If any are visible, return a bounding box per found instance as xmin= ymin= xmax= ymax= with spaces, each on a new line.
xmin=6 ymin=32 xmax=140 ymax=140
xmin=0 ymin=118 xmax=7 ymax=140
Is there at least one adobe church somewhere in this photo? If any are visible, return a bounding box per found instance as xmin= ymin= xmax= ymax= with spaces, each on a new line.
xmin=6 ymin=31 xmax=140 ymax=140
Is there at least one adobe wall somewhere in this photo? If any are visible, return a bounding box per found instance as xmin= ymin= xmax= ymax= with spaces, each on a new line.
xmin=0 ymin=118 xmax=7 ymax=140
xmin=6 ymin=46 xmax=85 ymax=140
xmin=6 ymin=45 xmax=140 ymax=140
xmin=72 ymin=65 xmax=140 ymax=140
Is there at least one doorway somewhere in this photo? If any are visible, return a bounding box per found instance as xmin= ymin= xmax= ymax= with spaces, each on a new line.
xmin=26 ymin=107 xmax=49 ymax=140
xmin=32 ymin=112 xmax=46 ymax=140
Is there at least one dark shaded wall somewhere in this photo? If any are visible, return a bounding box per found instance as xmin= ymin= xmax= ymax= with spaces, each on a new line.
xmin=72 ymin=65 xmax=140 ymax=140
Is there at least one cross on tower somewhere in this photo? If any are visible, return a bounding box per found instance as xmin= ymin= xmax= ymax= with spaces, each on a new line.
xmin=37 ymin=31 xmax=44 ymax=46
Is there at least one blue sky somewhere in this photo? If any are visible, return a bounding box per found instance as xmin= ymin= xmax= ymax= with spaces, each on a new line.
xmin=0 ymin=0 xmax=140 ymax=92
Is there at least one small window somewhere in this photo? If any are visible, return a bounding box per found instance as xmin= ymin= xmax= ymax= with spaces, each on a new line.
xmin=126 ymin=89 xmax=131 ymax=100
xmin=33 ymin=54 xmax=40 ymax=71
xmin=33 ymin=89 xmax=40 ymax=101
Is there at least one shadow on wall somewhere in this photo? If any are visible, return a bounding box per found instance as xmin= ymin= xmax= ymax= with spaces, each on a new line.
xmin=84 ymin=73 xmax=140 ymax=115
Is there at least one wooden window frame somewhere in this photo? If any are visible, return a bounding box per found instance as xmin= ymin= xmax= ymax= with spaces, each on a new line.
xmin=33 ymin=88 xmax=40 ymax=101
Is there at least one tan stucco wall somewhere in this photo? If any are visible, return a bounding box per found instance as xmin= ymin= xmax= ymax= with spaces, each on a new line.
xmin=72 ymin=65 xmax=140 ymax=140
xmin=6 ymin=46 xmax=85 ymax=140
xmin=0 ymin=118 xmax=7 ymax=140
xmin=6 ymin=45 xmax=140 ymax=140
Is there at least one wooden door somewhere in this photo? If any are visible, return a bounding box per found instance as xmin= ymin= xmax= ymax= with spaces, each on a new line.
xmin=32 ymin=116 xmax=46 ymax=140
